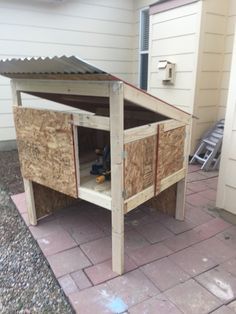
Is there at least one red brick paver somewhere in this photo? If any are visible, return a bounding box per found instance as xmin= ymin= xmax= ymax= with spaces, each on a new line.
xmin=47 ymin=247 xmax=91 ymax=278
xmin=129 ymin=293 xmax=182 ymax=314
xmin=142 ymin=257 xmax=190 ymax=291
xmin=165 ymin=279 xmax=221 ymax=314
xmin=12 ymin=164 xmax=236 ymax=313
xmin=196 ymin=267 xmax=236 ymax=303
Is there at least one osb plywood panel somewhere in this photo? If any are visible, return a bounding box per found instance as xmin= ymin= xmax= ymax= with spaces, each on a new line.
xmin=145 ymin=184 xmax=177 ymax=217
xmin=156 ymin=125 xmax=185 ymax=194
xmin=14 ymin=107 xmax=77 ymax=197
xmin=124 ymin=135 xmax=156 ymax=199
xmin=33 ymin=182 xmax=78 ymax=219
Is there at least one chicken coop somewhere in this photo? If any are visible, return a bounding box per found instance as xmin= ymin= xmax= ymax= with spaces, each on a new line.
xmin=0 ymin=56 xmax=191 ymax=274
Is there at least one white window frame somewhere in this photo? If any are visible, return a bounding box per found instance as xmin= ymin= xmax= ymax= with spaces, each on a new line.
xmin=139 ymin=7 xmax=150 ymax=90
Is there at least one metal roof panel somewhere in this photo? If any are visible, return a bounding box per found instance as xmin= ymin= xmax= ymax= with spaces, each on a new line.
xmin=0 ymin=55 xmax=106 ymax=76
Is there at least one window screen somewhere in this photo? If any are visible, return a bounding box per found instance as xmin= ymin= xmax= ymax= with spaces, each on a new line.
xmin=139 ymin=9 xmax=149 ymax=90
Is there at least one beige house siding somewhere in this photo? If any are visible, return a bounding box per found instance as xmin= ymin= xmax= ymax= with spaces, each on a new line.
xmin=217 ymin=0 xmax=236 ymax=119
xmin=148 ymin=1 xmax=202 ymax=116
xmin=216 ymin=26 xmax=236 ymax=215
xmin=191 ymin=0 xmax=229 ymax=152
xmin=0 ymin=0 xmax=134 ymax=144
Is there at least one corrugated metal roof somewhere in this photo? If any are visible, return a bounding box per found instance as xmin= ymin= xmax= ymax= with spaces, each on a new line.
xmin=0 ymin=55 xmax=107 ymax=77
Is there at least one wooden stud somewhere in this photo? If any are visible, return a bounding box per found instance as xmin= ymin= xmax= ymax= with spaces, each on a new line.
xmin=14 ymin=79 xmax=110 ymax=98
xmin=175 ymin=179 xmax=186 ymax=221
xmin=79 ymin=187 xmax=112 ymax=210
xmin=124 ymin=186 xmax=155 ymax=214
xmin=163 ymin=120 xmax=186 ymax=132
xmin=73 ymin=113 xmax=110 ymax=131
xmin=124 ymin=83 xmax=191 ymax=125
xmin=7 ymin=73 xmax=116 ymax=81
xmin=23 ymin=178 xmax=37 ymax=226
xmin=72 ymin=125 xmax=80 ymax=194
xmin=109 ymin=81 xmax=124 ymax=275
xmin=175 ymin=124 xmax=191 ymax=220
xmin=124 ymin=122 xmax=160 ymax=144
xmin=160 ymin=168 xmax=186 ymax=193
xmin=11 ymin=80 xmax=22 ymax=107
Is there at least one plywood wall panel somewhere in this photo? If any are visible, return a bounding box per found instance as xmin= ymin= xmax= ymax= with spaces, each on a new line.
xmin=156 ymin=125 xmax=185 ymax=194
xmin=14 ymin=107 xmax=77 ymax=197
xmin=146 ymin=183 xmax=177 ymax=217
xmin=33 ymin=182 xmax=78 ymax=219
xmin=124 ymin=135 xmax=156 ymax=199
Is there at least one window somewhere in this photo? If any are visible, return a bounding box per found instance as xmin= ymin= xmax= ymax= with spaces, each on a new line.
xmin=139 ymin=8 xmax=150 ymax=90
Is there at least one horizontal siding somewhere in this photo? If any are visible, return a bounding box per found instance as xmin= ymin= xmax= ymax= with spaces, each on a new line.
xmin=0 ymin=127 xmax=16 ymax=141
xmin=224 ymin=186 xmax=236 ymax=213
xmin=148 ymin=88 xmax=192 ymax=110
xmin=148 ymin=1 xmax=201 ymax=117
xmin=0 ymin=0 xmax=134 ymax=142
xmin=151 ymin=34 xmax=197 ymax=56
xmin=217 ymin=10 xmax=236 ymax=215
xmin=191 ymin=0 xmax=228 ymax=152
xmin=150 ymin=71 xmax=193 ymax=90
xmin=152 ymin=13 xmax=197 ymax=40
xmin=217 ymin=0 xmax=236 ymax=119
xmin=229 ymin=130 xmax=236 ymax=160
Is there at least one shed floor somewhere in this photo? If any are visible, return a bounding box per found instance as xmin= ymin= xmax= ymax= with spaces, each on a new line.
xmin=12 ymin=165 xmax=236 ymax=314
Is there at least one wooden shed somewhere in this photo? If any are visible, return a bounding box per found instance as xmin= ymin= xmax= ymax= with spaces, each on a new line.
xmin=0 ymin=56 xmax=191 ymax=274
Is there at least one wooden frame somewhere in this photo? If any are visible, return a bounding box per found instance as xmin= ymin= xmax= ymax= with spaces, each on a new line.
xmin=11 ymin=76 xmax=191 ymax=275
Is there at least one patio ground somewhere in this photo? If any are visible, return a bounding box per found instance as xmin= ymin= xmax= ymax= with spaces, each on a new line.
xmin=12 ymin=164 xmax=236 ymax=314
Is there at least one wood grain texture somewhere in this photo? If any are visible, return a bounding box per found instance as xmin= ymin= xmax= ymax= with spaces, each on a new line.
xmin=14 ymin=107 xmax=77 ymax=197
xmin=32 ymin=182 xmax=78 ymax=219
xmin=146 ymin=184 xmax=177 ymax=217
xmin=156 ymin=125 xmax=185 ymax=194
xmin=124 ymin=135 xmax=156 ymax=199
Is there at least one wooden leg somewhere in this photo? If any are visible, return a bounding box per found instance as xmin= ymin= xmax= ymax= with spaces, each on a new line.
xmin=175 ymin=178 xmax=186 ymax=221
xmin=111 ymin=208 xmax=124 ymax=275
xmin=23 ymin=178 xmax=37 ymax=226
xmin=109 ymin=81 xmax=124 ymax=275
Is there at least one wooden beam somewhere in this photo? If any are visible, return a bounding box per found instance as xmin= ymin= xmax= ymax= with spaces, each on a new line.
xmin=175 ymin=124 xmax=190 ymax=220
xmin=11 ymin=80 xmax=22 ymax=106
xmin=23 ymin=179 xmax=37 ymax=225
xmin=14 ymin=79 xmax=110 ymax=97
xmin=73 ymin=125 xmax=80 ymax=194
xmin=73 ymin=113 xmax=110 ymax=131
xmin=124 ymin=122 xmax=159 ymax=144
xmin=160 ymin=168 xmax=186 ymax=192
xmin=78 ymin=187 xmax=112 ymax=210
xmin=7 ymin=73 xmax=116 ymax=81
xmin=163 ymin=120 xmax=186 ymax=132
xmin=124 ymin=83 xmax=191 ymax=124
xmin=110 ymin=81 xmax=124 ymax=275
xmin=124 ymin=185 xmax=154 ymax=214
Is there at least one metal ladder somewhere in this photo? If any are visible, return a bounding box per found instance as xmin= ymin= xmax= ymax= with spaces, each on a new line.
xmin=190 ymin=119 xmax=225 ymax=171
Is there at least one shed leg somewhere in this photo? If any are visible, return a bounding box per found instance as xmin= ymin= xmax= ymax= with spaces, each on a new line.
xmin=175 ymin=178 xmax=186 ymax=221
xmin=23 ymin=178 xmax=37 ymax=225
xmin=109 ymin=81 xmax=124 ymax=275
xmin=112 ymin=207 xmax=124 ymax=275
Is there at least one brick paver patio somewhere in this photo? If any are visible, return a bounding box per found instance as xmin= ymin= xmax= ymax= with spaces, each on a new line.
xmin=12 ymin=165 xmax=236 ymax=313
